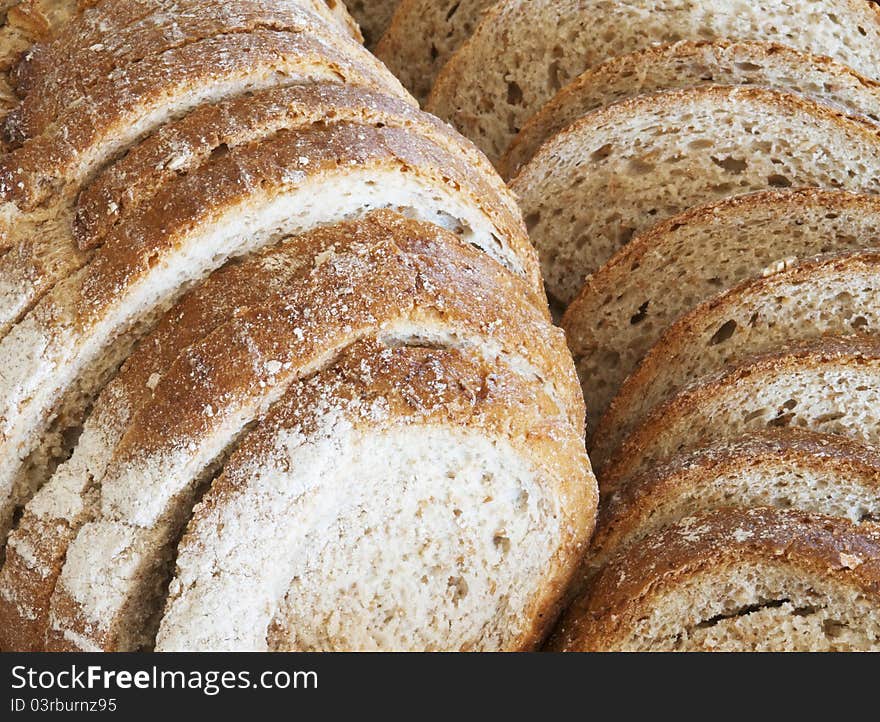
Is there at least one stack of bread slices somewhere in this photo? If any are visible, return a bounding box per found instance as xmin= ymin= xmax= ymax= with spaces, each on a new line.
xmin=0 ymin=0 xmax=598 ymax=652
xmin=375 ymin=0 xmax=880 ymax=650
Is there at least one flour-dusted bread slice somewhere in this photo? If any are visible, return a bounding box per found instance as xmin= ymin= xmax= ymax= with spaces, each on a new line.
xmin=376 ymin=0 xmax=493 ymax=103
xmin=427 ymin=0 xmax=880 ymax=162
xmin=0 ymin=83 xmax=523 ymax=343
xmin=590 ymin=431 xmax=880 ymax=579
xmin=0 ymin=114 xmax=540 ymax=561
xmin=36 ymin=212 xmax=587 ymax=651
xmin=504 ymin=40 xmax=880 ymax=177
xmin=550 ymin=507 xmax=880 ymax=652
xmin=564 ymin=189 xmax=880 ymax=450
xmin=346 ymin=0 xmax=398 ymax=46
xmin=155 ymin=340 xmax=591 ymax=652
xmin=513 ymin=86 xmax=880 ymax=307
xmin=601 ymin=336 xmax=880 ymax=488
xmin=595 ymin=249 xmax=880 ymax=468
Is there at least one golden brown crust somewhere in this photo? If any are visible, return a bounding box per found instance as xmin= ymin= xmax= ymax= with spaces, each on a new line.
xmin=596 ymin=249 xmax=880 ymax=469
xmin=550 ymin=507 xmax=880 ymax=651
xmin=592 ymin=429 xmax=880 ymax=575
xmin=600 ymin=335 xmax=880 ymax=488
xmin=184 ymin=339 xmax=593 ymax=651
xmin=43 ymin=212 xmax=595 ymax=650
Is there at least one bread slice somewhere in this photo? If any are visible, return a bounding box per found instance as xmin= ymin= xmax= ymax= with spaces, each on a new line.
xmin=427 ymin=0 xmax=880 ymax=162
xmin=346 ymin=0 xmax=398 ymax=46
xmin=590 ymin=430 xmax=880 ymax=580
xmin=0 ymin=117 xmax=540 ymax=563
xmin=550 ymin=507 xmax=880 ymax=652
xmin=504 ymin=40 xmax=880 ymax=178
xmin=154 ymin=340 xmax=591 ymax=651
xmin=0 ymin=83 xmax=523 ymax=342
xmin=512 ymin=85 xmax=880 ymax=307
xmin=601 ymin=336 xmax=880 ymax=489
xmin=375 ymin=0 xmax=493 ymax=103
xmin=564 ymin=189 xmax=880 ymax=448
xmin=593 ymin=249 xmax=880 ymax=469
xmin=37 ymin=212 xmax=587 ymax=651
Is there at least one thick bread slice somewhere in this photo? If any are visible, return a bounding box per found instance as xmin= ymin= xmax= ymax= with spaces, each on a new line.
xmin=513 ymin=85 xmax=880 ymax=307
xmin=427 ymin=0 xmax=880 ymax=163
xmin=601 ymin=336 xmax=880 ymax=489
xmin=346 ymin=0 xmax=397 ymax=46
xmin=41 ymin=212 xmax=586 ymax=651
xmin=595 ymin=249 xmax=880 ymax=468
xmin=590 ymin=431 xmax=880 ymax=579
xmin=0 ymin=83 xmax=522 ymax=341
xmin=375 ymin=0 xmax=492 ymax=103
xmin=566 ymin=190 xmax=880 ymax=445
xmin=504 ymin=40 xmax=880 ymax=178
xmin=156 ymin=340 xmax=591 ymax=652
xmin=550 ymin=507 xmax=880 ymax=652
xmin=0 ymin=120 xmax=540 ymax=561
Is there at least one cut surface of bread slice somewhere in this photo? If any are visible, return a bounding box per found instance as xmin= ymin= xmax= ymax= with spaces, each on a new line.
xmin=504 ymin=40 xmax=880 ymax=177
xmin=590 ymin=431 xmax=880 ymax=579
xmin=39 ymin=212 xmax=586 ymax=651
xmin=346 ymin=0 xmax=398 ymax=46
xmin=550 ymin=507 xmax=880 ymax=652
xmin=601 ymin=336 xmax=880 ymax=488
xmin=375 ymin=0 xmax=493 ymax=103
xmin=155 ymin=340 xmax=591 ymax=652
xmin=512 ymin=86 xmax=880 ymax=307
xmin=0 ymin=119 xmax=539 ymax=564
xmin=565 ymin=189 xmax=880 ymax=449
xmin=594 ymin=248 xmax=880 ymax=468
xmin=427 ymin=0 xmax=880 ymax=163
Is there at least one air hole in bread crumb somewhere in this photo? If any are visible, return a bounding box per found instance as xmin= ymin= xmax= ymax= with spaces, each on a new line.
xmin=768 ymin=413 xmax=795 ymax=428
xmin=507 ymin=81 xmax=524 ymax=106
xmin=709 ymin=320 xmax=737 ymax=345
xmin=630 ymin=301 xmax=649 ymax=325
xmin=735 ymin=61 xmax=764 ymax=72
xmin=852 ymin=316 xmax=869 ymax=331
xmin=768 ymin=174 xmax=793 ymax=188
xmin=711 ymin=155 xmax=748 ymax=174
xmin=524 ymin=212 xmax=540 ymax=231
xmin=590 ymin=143 xmax=613 ymax=162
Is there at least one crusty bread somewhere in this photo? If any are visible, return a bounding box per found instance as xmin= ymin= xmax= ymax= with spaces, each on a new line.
xmin=427 ymin=0 xmax=880 ymax=162
xmin=513 ymin=86 xmax=880 ymax=307
xmin=376 ymin=0 xmax=493 ymax=103
xmin=601 ymin=336 xmax=880 ymax=488
xmin=594 ymin=249 xmax=880 ymax=468
xmin=155 ymin=340 xmax=590 ymax=651
xmin=34 ymin=212 xmax=587 ymax=651
xmin=563 ymin=189 xmax=880 ymax=447
xmin=346 ymin=0 xmax=398 ymax=46
xmin=550 ymin=507 xmax=880 ymax=652
xmin=590 ymin=431 xmax=880 ymax=579
xmin=504 ymin=40 xmax=880 ymax=177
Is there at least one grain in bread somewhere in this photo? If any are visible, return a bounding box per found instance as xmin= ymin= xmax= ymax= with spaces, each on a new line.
xmin=594 ymin=249 xmax=880 ymax=468
xmin=428 ymin=0 xmax=880 ymax=162
xmin=563 ymin=189 xmax=880 ymax=447
xmin=550 ymin=507 xmax=880 ymax=652
xmin=513 ymin=86 xmax=880 ymax=307
xmin=376 ymin=0 xmax=493 ymax=103
xmin=504 ymin=40 xmax=880 ymax=177
xmin=601 ymin=336 xmax=880 ymax=488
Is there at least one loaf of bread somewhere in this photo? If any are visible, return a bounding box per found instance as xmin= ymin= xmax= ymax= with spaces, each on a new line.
xmin=0 ymin=0 xmax=596 ymax=652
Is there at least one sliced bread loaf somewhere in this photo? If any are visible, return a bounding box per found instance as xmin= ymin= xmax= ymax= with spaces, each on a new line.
xmin=375 ymin=0 xmax=493 ymax=103
xmin=594 ymin=249 xmax=880 ymax=468
xmin=550 ymin=507 xmax=880 ymax=652
xmin=564 ymin=189 xmax=880 ymax=448
xmin=504 ymin=40 xmax=880 ymax=177
xmin=512 ymin=86 xmax=880 ymax=307
xmin=155 ymin=340 xmax=591 ymax=651
xmin=40 ymin=212 xmax=586 ymax=651
xmin=427 ymin=0 xmax=880 ymax=162
xmin=601 ymin=336 xmax=880 ymax=488
xmin=590 ymin=431 xmax=880 ymax=579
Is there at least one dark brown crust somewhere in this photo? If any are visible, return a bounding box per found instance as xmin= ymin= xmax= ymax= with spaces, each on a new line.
xmin=595 ymin=249 xmax=880 ymax=470
xmin=592 ymin=429 xmax=880 ymax=574
xmin=44 ymin=211 xmax=587 ymax=651
xmin=549 ymin=507 xmax=880 ymax=651
xmin=600 ymin=335 xmax=880 ymax=488
xmin=0 ymin=29 xmax=407 ymax=208
xmin=174 ymin=339 xmax=593 ymax=651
